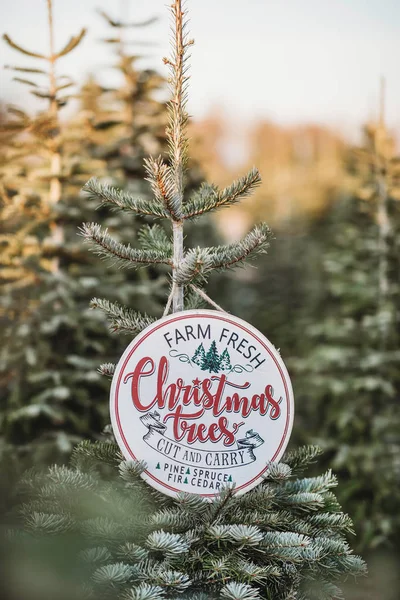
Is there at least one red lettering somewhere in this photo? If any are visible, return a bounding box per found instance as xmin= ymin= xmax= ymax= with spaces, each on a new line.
xmin=124 ymin=357 xmax=156 ymax=411
xmin=124 ymin=356 xmax=282 ymax=444
xmin=265 ymin=385 xmax=281 ymax=419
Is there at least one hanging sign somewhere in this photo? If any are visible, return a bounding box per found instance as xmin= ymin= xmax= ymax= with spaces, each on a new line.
xmin=110 ymin=310 xmax=294 ymax=499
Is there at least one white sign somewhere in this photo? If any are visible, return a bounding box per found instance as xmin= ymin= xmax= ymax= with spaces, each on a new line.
xmin=110 ymin=310 xmax=294 ymax=499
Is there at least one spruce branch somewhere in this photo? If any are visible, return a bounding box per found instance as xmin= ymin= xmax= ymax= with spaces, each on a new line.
xmin=80 ymin=223 xmax=172 ymax=269
xmin=97 ymin=10 xmax=158 ymax=30
xmin=283 ymin=446 xmax=323 ymax=474
xmin=184 ymin=286 xmax=208 ymax=310
xmin=90 ymin=297 xmax=156 ymax=335
xmin=183 ymin=168 xmax=262 ymax=219
xmin=119 ymin=460 xmax=148 ymax=482
xmin=164 ymin=0 xmax=194 ymax=312
xmin=2 ymin=34 xmax=46 ymax=59
xmin=99 ymin=363 xmax=116 ymax=378
xmin=71 ymin=441 xmax=122 ymax=469
xmin=207 ymin=224 xmax=272 ymax=270
xmin=12 ymin=77 xmax=39 ymax=87
xmin=25 ymin=512 xmax=74 ymax=535
xmin=146 ymin=531 xmax=190 ymax=555
xmin=11 ymin=442 xmax=367 ymax=597
xmin=126 ymin=18 xmax=159 ymax=29
xmin=173 ymin=248 xmax=213 ymax=285
xmin=4 ymin=65 xmax=47 ymax=75
xmin=124 ymin=584 xmax=165 ymax=600
xmin=221 ymin=582 xmax=261 ymax=600
xmin=163 ymin=0 xmax=193 ymax=201
xmin=281 ymin=470 xmax=338 ymax=496
xmin=138 ymin=225 xmax=173 ymax=255
xmin=83 ymin=178 xmax=171 ymax=219
xmin=55 ymin=28 xmax=86 ymax=58
xmin=174 ymin=224 xmax=272 ymax=285
xmin=144 ymin=157 xmax=181 ymax=221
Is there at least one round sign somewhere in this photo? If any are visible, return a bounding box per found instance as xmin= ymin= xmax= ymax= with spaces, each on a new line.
xmin=110 ymin=310 xmax=294 ymax=499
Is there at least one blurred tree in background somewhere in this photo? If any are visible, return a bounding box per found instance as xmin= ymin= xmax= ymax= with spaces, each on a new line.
xmin=0 ymin=0 xmax=169 ymax=485
xmin=293 ymin=111 xmax=400 ymax=553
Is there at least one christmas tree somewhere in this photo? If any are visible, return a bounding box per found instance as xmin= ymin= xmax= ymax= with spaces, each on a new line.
xmin=294 ymin=86 xmax=400 ymax=553
xmin=6 ymin=443 xmax=366 ymax=600
xmin=0 ymin=0 xmax=166 ymax=472
xmin=219 ymin=348 xmax=232 ymax=372
xmin=5 ymin=2 xmax=366 ymax=598
xmin=0 ymin=0 xmax=98 ymax=470
xmin=201 ymin=341 xmax=221 ymax=373
xmin=89 ymin=4 xmax=166 ymax=184
xmin=191 ymin=343 xmax=206 ymax=366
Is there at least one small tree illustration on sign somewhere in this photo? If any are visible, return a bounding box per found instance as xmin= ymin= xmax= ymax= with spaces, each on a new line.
xmin=191 ymin=342 xmax=232 ymax=372
xmin=191 ymin=343 xmax=206 ymax=366
xmin=219 ymin=348 xmax=232 ymax=371
xmin=201 ymin=340 xmax=220 ymax=373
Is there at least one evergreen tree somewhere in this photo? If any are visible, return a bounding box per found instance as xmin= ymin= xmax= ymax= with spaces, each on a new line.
xmin=0 ymin=0 xmax=166 ymax=472
xmin=0 ymin=0 xmax=96 ymax=469
xmin=201 ymin=341 xmax=221 ymax=373
xmin=4 ymin=2 xmax=366 ymax=598
xmin=294 ymin=99 xmax=400 ymax=552
xmin=92 ymin=4 xmax=166 ymax=185
xmin=5 ymin=442 xmax=366 ymax=600
xmin=191 ymin=343 xmax=206 ymax=367
xmin=219 ymin=348 xmax=232 ymax=372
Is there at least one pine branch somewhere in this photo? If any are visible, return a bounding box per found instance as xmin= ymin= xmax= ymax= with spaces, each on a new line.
xmin=283 ymin=446 xmax=323 ymax=474
xmin=125 ymin=584 xmax=165 ymax=600
xmin=90 ymin=297 xmax=156 ymax=335
xmin=2 ymin=34 xmax=46 ymax=59
xmin=12 ymin=77 xmax=39 ymax=87
xmin=138 ymin=225 xmax=173 ymax=254
xmin=208 ymin=224 xmax=272 ymax=270
xmin=119 ymin=460 xmax=147 ymax=482
xmin=164 ymin=0 xmax=194 ymax=311
xmin=5 ymin=65 xmax=47 ymax=74
xmin=55 ymin=28 xmax=86 ymax=58
xmin=125 ymin=18 xmax=159 ymax=29
xmin=80 ymin=223 xmax=173 ymax=269
xmin=221 ymin=582 xmax=261 ymax=600
xmin=281 ymin=471 xmax=337 ymax=496
xmin=163 ymin=0 xmax=193 ymax=213
xmin=144 ymin=156 xmax=181 ymax=221
xmin=173 ymin=247 xmax=213 ymax=286
xmin=146 ymin=531 xmax=190 ymax=555
xmin=183 ymin=168 xmax=262 ymax=219
xmin=173 ymin=224 xmax=272 ymax=285
xmin=99 ymin=363 xmax=115 ymax=378
xmin=97 ymin=9 xmax=120 ymax=28
xmin=83 ymin=178 xmax=171 ymax=219
xmin=71 ymin=441 xmax=122 ymax=469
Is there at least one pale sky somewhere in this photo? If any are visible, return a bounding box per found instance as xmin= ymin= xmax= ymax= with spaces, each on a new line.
xmin=1 ymin=0 xmax=399 ymax=133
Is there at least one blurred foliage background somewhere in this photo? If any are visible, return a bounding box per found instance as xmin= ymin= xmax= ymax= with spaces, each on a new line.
xmin=1 ymin=1 xmax=400 ymax=599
